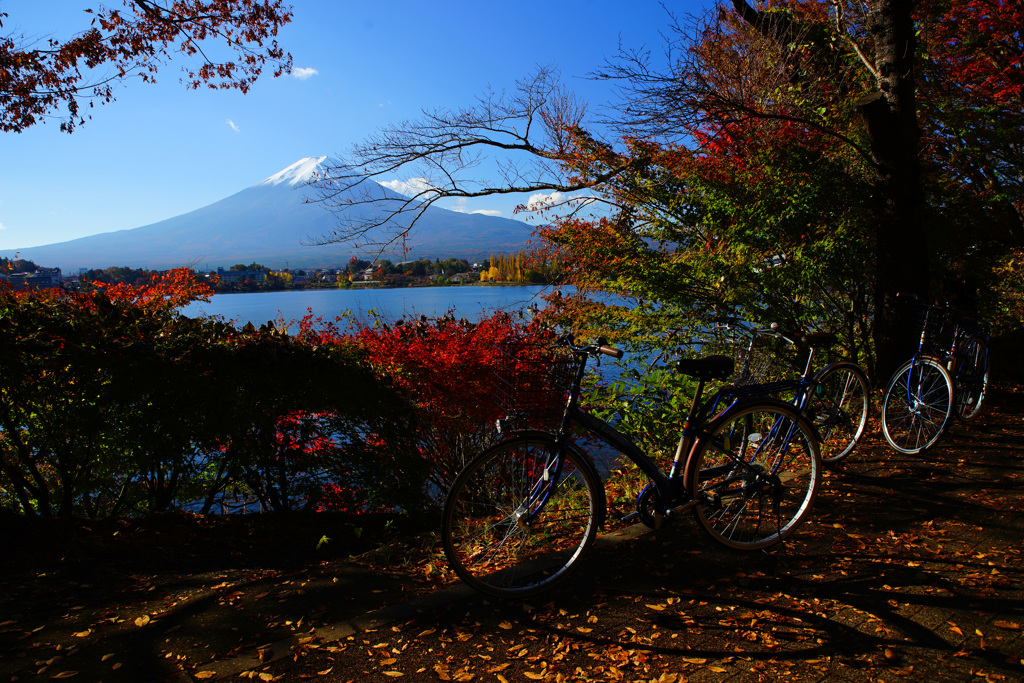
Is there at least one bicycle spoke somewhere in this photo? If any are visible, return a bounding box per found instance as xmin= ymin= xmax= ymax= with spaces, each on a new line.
xmin=443 ymin=437 xmax=600 ymax=598
xmin=688 ymin=402 xmax=820 ymax=550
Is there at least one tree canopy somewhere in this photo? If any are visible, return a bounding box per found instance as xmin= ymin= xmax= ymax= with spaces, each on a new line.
xmin=1 ymin=0 xmax=293 ymax=133
xmin=311 ymin=0 xmax=1023 ymax=376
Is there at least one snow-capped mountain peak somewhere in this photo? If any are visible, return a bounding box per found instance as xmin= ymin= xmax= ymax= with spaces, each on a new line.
xmin=259 ymin=156 xmax=328 ymax=186
xmin=5 ymin=155 xmax=532 ymax=271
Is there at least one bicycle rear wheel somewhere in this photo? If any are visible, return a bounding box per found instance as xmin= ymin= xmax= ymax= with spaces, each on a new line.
xmin=686 ymin=401 xmax=821 ymax=550
xmin=811 ymin=361 xmax=871 ymax=464
xmin=442 ymin=435 xmax=602 ymax=598
xmin=954 ymin=336 xmax=989 ymax=422
xmin=881 ymin=357 xmax=954 ymax=454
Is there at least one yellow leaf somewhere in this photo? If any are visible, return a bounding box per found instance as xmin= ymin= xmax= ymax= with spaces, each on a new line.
xmin=524 ymin=673 xmax=544 ymax=680
xmin=949 ymin=626 xmax=964 ymax=636
xmin=50 ymin=673 xmax=78 ymax=680
xmin=100 ymin=654 xmax=115 ymax=662
xmin=497 ymin=676 xmax=509 ymax=683
xmin=380 ymin=658 xmax=397 ymax=665
xmin=994 ymin=621 xmax=1021 ymax=630
xmin=498 ymin=621 xmax=513 ymax=630
xmin=72 ymin=630 xmax=91 ymax=638
xmin=683 ymin=658 xmax=707 ymax=665
xmin=134 ymin=615 xmax=151 ymax=627
xmin=317 ymin=669 xmax=333 ymax=676
xmin=194 ymin=673 xmax=217 ymax=680
xmin=646 ymin=604 xmax=666 ymax=611
xmin=709 ymin=666 xmax=728 ymax=673
xmin=383 ymin=673 xmax=404 ymax=678
xmin=577 ymin=627 xmax=592 ymax=633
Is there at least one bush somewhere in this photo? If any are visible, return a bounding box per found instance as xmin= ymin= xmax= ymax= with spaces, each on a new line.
xmin=1 ymin=275 xmax=543 ymax=520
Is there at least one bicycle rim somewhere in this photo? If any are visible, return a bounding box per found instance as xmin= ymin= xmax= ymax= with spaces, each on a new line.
xmin=687 ymin=401 xmax=820 ymax=550
xmin=442 ymin=436 xmax=601 ymax=598
xmin=812 ymin=363 xmax=871 ymax=464
xmin=881 ymin=358 xmax=953 ymax=454
xmin=955 ymin=338 xmax=989 ymax=422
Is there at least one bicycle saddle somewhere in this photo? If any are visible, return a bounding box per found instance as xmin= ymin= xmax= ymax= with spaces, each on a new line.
xmin=676 ymin=355 xmax=735 ymax=381
xmin=798 ymin=331 xmax=837 ymax=348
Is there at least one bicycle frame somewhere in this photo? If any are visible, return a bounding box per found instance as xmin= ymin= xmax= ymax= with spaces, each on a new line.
xmin=727 ymin=324 xmax=831 ymax=440
xmin=516 ymin=339 xmax=810 ymax=528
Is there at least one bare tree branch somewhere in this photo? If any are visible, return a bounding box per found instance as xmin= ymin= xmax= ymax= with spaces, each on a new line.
xmin=307 ymin=68 xmax=638 ymax=257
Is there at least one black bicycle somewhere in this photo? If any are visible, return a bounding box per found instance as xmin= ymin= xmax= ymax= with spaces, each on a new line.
xmin=714 ymin=321 xmax=871 ymax=464
xmin=441 ymin=333 xmax=822 ymax=598
xmin=881 ymin=305 xmax=991 ymax=454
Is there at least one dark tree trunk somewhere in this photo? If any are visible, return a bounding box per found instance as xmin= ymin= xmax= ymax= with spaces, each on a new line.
xmin=859 ymin=0 xmax=928 ymax=379
xmin=732 ymin=0 xmax=928 ymax=379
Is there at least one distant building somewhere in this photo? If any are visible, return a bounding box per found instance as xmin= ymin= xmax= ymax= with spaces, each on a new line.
xmin=216 ymin=267 xmax=267 ymax=283
xmin=2 ymin=267 xmax=63 ymax=289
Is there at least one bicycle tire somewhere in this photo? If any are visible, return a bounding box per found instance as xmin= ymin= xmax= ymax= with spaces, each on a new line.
xmin=954 ymin=336 xmax=989 ymax=422
xmin=685 ymin=400 xmax=821 ymax=550
xmin=881 ymin=357 xmax=954 ymax=454
xmin=441 ymin=435 xmax=602 ymax=598
xmin=810 ymin=361 xmax=871 ymax=464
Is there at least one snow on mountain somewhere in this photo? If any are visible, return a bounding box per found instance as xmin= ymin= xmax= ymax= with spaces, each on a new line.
xmin=3 ymin=158 xmax=533 ymax=272
xmin=259 ymin=156 xmax=328 ymax=186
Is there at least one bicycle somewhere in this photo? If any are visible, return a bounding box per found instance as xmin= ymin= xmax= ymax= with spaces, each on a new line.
xmin=881 ymin=305 xmax=991 ymax=454
xmin=950 ymin=315 xmax=991 ymax=423
xmin=713 ymin=321 xmax=872 ymax=464
xmin=441 ymin=333 xmax=822 ymax=598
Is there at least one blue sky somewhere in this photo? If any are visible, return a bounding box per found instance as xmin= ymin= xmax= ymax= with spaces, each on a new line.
xmin=0 ymin=0 xmax=707 ymax=252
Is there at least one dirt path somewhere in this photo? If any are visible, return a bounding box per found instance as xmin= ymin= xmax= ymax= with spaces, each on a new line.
xmin=2 ymin=386 xmax=1022 ymax=682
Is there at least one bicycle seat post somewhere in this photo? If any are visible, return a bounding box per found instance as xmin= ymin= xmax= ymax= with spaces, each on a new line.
xmin=801 ymin=346 xmax=817 ymax=382
xmin=669 ymin=377 xmax=707 ymax=480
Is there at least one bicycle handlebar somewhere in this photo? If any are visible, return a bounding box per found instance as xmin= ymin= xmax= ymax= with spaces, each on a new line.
xmin=556 ymin=332 xmax=625 ymax=360
xmin=715 ymin=320 xmax=836 ymax=349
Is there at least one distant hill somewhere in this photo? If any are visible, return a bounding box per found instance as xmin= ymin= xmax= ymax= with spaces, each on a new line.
xmin=3 ymin=157 xmax=533 ymax=272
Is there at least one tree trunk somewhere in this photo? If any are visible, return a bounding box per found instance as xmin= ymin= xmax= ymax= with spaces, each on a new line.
xmin=859 ymin=0 xmax=928 ymax=379
xmin=731 ymin=0 xmax=928 ymax=379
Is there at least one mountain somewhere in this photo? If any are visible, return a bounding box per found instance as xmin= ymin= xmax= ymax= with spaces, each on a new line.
xmin=4 ymin=157 xmax=534 ymax=272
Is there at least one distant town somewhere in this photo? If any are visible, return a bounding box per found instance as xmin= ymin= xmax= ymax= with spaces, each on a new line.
xmin=0 ymin=251 xmax=563 ymax=292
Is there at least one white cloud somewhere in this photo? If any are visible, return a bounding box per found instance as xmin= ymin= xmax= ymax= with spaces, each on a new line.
xmin=0 ymin=221 xmax=6 ymax=231
xmin=445 ymin=197 xmax=502 ymax=217
xmin=526 ymin=191 xmax=566 ymax=210
xmin=226 ymin=119 xmax=241 ymax=133
xmin=293 ymin=67 xmax=319 ymax=80
xmin=525 ymin=191 xmax=598 ymax=212
xmin=380 ymin=177 xmax=439 ymax=199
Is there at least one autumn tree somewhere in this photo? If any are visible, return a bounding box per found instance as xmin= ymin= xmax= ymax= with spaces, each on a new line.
xmin=310 ymin=2 xmax=1022 ymax=376
xmin=1 ymin=0 xmax=293 ymax=133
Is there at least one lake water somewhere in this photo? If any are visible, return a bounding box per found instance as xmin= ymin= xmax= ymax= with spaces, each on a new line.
xmin=180 ymin=285 xmax=556 ymax=329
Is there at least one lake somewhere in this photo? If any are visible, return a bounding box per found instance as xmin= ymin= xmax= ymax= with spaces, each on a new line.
xmin=179 ymin=285 xmax=556 ymax=329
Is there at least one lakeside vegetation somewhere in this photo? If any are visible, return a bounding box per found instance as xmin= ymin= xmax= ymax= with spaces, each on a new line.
xmin=2 ymin=249 xmax=564 ymax=294
xmin=1 ymin=268 xmax=545 ymax=519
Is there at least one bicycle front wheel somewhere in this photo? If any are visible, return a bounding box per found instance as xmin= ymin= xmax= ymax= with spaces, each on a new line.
xmin=686 ymin=401 xmax=821 ymax=550
xmin=955 ymin=336 xmax=989 ymax=422
xmin=811 ymin=361 xmax=871 ymax=464
xmin=881 ymin=357 xmax=954 ymax=454
xmin=441 ymin=435 xmax=602 ymax=599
